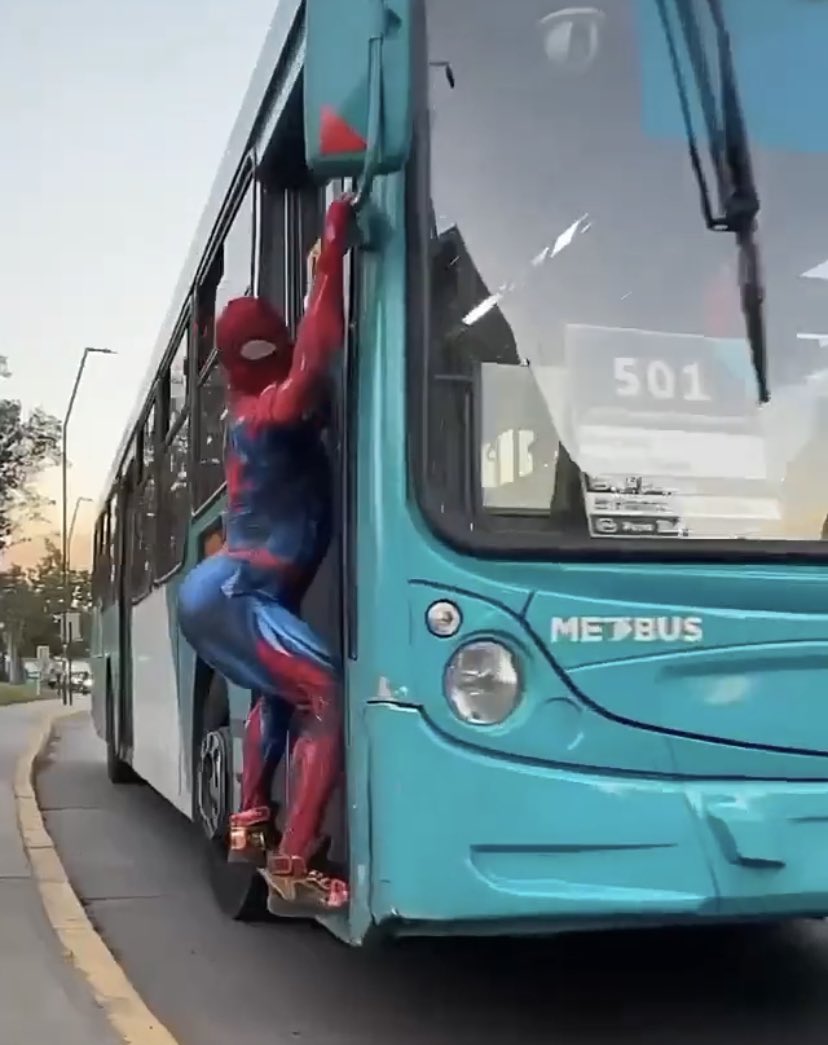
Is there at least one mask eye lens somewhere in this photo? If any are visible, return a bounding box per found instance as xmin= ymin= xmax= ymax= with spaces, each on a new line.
xmin=240 ymin=339 xmax=277 ymax=360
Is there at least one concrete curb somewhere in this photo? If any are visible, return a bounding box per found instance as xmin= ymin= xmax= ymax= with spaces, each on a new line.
xmin=14 ymin=705 xmax=181 ymax=1045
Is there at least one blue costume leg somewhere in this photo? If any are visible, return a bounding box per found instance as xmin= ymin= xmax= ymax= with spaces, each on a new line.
xmin=178 ymin=552 xmax=342 ymax=870
xmin=178 ymin=554 xmax=293 ymax=812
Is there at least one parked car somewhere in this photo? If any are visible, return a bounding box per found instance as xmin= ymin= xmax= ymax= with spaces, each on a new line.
xmin=71 ymin=669 xmax=92 ymax=695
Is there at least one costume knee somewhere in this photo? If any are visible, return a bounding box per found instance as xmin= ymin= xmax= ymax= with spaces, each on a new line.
xmin=178 ymin=553 xmax=334 ymax=702
xmin=177 ymin=554 xmax=237 ymax=653
xmin=176 ymin=555 xmax=271 ymax=693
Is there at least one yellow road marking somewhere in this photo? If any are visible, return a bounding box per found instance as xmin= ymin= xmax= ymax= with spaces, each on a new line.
xmin=14 ymin=706 xmax=181 ymax=1045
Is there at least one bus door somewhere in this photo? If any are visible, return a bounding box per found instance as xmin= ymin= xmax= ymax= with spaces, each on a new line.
xmin=266 ymin=179 xmax=351 ymax=873
xmin=115 ymin=459 xmax=138 ymax=760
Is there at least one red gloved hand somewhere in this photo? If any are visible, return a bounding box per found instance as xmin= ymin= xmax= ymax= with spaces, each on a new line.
xmin=319 ymin=195 xmax=357 ymax=267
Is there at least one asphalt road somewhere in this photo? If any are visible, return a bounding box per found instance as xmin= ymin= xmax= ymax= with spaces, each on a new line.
xmin=36 ymin=712 xmax=828 ymax=1045
xmin=0 ymin=701 xmax=117 ymax=1045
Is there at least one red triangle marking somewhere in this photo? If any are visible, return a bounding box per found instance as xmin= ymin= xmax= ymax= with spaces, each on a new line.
xmin=320 ymin=105 xmax=367 ymax=155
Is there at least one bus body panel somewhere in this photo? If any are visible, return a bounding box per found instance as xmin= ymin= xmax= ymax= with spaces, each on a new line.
xmin=526 ymin=569 xmax=828 ymax=757
xmin=405 ymin=567 xmax=828 ymax=781
xmin=130 ymin=589 xmax=190 ymax=815
xmin=346 ymin=168 xmax=828 ymax=937
xmin=90 ymin=604 xmax=112 ymax=741
xmin=133 ymin=569 xmax=252 ymax=825
xmin=91 ymin=603 xmax=124 ymax=743
xmin=366 ymin=703 xmax=828 ymax=933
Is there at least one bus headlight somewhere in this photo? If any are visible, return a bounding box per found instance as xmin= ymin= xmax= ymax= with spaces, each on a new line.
xmin=444 ymin=641 xmax=521 ymax=725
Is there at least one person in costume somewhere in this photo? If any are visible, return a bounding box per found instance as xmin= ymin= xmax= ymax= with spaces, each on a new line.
xmin=178 ymin=196 xmax=354 ymax=912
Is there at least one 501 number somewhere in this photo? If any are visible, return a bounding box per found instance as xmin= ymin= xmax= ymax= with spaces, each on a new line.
xmin=613 ymin=357 xmax=711 ymax=403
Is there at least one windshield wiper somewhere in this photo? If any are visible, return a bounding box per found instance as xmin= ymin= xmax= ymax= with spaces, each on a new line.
xmin=656 ymin=0 xmax=770 ymax=404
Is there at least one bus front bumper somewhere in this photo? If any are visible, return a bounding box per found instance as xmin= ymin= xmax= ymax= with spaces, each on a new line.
xmin=366 ymin=704 xmax=828 ymax=935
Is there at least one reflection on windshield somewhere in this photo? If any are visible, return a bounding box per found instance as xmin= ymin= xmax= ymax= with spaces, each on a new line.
xmin=423 ymin=0 xmax=828 ymax=545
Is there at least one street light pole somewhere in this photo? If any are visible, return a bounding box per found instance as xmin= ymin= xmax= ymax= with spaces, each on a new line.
xmin=64 ymin=495 xmax=93 ymax=706
xmin=68 ymin=495 xmax=93 ymax=559
xmin=61 ymin=348 xmax=114 ymax=706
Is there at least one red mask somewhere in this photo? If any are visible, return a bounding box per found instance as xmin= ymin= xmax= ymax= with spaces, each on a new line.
xmin=215 ymin=297 xmax=293 ymax=395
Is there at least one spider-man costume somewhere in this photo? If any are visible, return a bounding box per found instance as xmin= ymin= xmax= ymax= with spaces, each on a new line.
xmin=178 ymin=196 xmax=354 ymax=913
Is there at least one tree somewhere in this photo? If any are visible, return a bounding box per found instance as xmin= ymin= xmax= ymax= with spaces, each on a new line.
xmin=0 ymin=564 xmax=37 ymax=680
xmin=0 ymin=540 xmax=91 ymax=661
xmin=0 ymin=360 xmax=61 ymax=552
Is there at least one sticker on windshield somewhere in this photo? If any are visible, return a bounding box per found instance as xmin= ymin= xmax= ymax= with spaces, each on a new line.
xmin=564 ymin=324 xmax=781 ymax=539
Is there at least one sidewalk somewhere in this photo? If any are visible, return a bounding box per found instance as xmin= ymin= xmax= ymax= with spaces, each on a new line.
xmin=0 ymin=697 xmax=118 ymax=1045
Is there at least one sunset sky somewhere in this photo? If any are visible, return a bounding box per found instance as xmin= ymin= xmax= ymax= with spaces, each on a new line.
xmin=0 ymin=0 xmax=278 ymax=569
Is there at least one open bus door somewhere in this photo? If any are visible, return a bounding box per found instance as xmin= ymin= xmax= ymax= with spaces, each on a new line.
xmin=263 ymin=179 xmax=353 ymax=880
xmin=111 ymin=458 xmax=137 ymax=772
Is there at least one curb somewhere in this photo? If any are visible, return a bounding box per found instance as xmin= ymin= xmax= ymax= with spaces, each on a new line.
xmin=14 ymin=705 xmax=181 ymax=1045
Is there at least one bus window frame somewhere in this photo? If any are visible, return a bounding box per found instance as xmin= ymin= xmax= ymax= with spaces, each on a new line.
xmin=103 ymin=501 xmax=112 ymax=602
xmin=192 ymin=356 xmax=226 ymax=516
xmin=106 ymin=481 xmax=121 ymax=608
xmin=97 ymin=501 xmax=112 ymax=604
xmin=130 ymin=395 xmax=159 ymax=606
xmin=158 ymin=311 xmax=191 ymax=438
xmin=191 ymin=158 xmax=257 ymax=516
xmin=155 ymin=308 xmax=193 ymax=586
xmin=92 ymin=513 xmax=104 ymax=602
xmin=407 ymin=2 xmax=828 ymax=567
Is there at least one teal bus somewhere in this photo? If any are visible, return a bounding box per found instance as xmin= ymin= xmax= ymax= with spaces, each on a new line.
xmin=91 ymin=0 xmax=828 ymax=944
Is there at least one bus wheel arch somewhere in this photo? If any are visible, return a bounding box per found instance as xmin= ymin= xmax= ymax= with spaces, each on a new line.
xmin=193 ymin=665 xmax=267 ymax=921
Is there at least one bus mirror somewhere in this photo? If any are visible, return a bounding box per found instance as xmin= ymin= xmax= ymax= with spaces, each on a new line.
xmin=303 ymin=0 xmax=413 ymax=189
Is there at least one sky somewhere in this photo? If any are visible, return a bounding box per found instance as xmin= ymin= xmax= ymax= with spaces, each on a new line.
xmin=0 ymin=0 xmax=279 ymax=568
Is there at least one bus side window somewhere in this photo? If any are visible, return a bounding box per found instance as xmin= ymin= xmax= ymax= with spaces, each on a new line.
xmin=131 ymin=406 xmax=157 ymax=603
xmin=194 ymin=361 xmax=226 ymax=511
xmin=196 ymin=254 xmax=224 ymax=376
xmin=194 ymin=177 xmax=255 ymax=510
xmin=157 ymin=324 xmax=190 ymax=579
xmin=129 ymin=450 xmax=143 ymax=601
xmin=93 ymin=504 xmax=111 ymax=605
xmin=103 ymin=501 xmax=112 ymax=604
xmin=109 ymin=490 xmax=119 ymax=603
xmin=92 ymin=515 xmax=102 ymax=602
xmin=160 ymin=324 xmax=189 ymax=427
xmin=286 ymin=186 xmax=323 ymax=334
xmin=258 ymin=181 xmax=287 ymax=314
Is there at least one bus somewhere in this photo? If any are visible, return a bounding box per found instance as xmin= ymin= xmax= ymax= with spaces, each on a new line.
xmin=91 ymin=0 xmax=828 ymax=945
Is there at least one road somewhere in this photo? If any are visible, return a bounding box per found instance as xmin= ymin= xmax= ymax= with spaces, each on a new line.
xmin=0 ymin=700 xmax=117 ymax=1045
xmin=36 ymin=712 xmax=828 ymax=1045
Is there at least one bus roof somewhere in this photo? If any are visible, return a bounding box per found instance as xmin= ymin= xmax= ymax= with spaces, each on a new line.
xmin=97 ymin=0 xmax=302 ymax=511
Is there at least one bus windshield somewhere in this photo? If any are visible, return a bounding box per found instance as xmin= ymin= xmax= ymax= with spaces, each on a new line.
xmin=420 ymin=0 xmax=828 ymax=548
